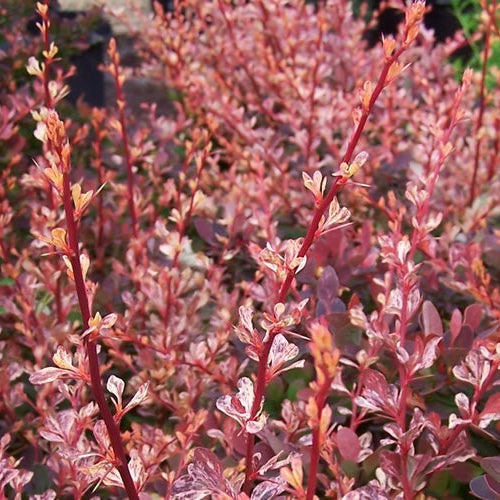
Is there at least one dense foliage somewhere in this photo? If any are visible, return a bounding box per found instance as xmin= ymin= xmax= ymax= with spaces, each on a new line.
xmin=1 ymin=0 xmax=500 ymax=498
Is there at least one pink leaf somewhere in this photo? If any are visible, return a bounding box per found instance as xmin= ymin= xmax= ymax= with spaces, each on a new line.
xmin=93 ymin=420 xmax=110 ymax=451
xmin=337 ymin=427 xmax=360 ymax=462
xmin=455 ymin=392 xmax=470 ymax=417
xmin=464 ymin=304 xmax=482 ymax=331
xmin=482 ymin=393 xmax=500 ymax=416
xmin=480 ymin=456 xmax=500 ymax=482
xmin=216 ymin=377 xmax=266 ymax=433
xmin=421 ymin=301 xmax=443 ymax=337
xmin=29 ymin=367 xmax=68 ymax=384
xmin=250 ymin=478 xmax=286 ymax=500
xmin=268 ymin=334 xmax=300 ymax=370
xmin=107 ymin=375 xmax=124 ymax=408
xmin=479 ymin=393 xmax=500 ymax=428
xmin=123 ymin=381 xmax=150 ymax=414
xmin=363 ymin=369 xmax=389 ymax=400
xmin=128 ymin=451 xmax=146 ymax=489
xmin=450 ymin=308 xmax=462 ymax=344
xmin=417 ymin=336 xmax=442 ymax=371
xmin=239 ymin=305 xmax=254 ymax=335
xmin=101 ymin=312 xmax=118 ymax=329
xmin=318 ymin=266 xmax=339 ymax=304
xmin=172 ymin=448 xmax=235 ymax=498
xmin=470 ymin=474 xmax=500 ymax=499
xmin=343 ymin=483 xmax=390 ymax=500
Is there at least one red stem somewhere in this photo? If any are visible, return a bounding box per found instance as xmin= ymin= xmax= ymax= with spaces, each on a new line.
xmin=468 ymin=1 xmax=495 ymax=206
xmin=305 ymin=381 xmax=331 ymax=500
xmin=61 ymin=172 xmax=139 ymax=499
xmin=441 ymin=359 xmax=500 ymax=453
xmin=93 ymin=127 xmax=105 ymax=269
xmin=40 ymin=1 xmax=63 ymax=323
xmin=41 ymin=0 xmax=53 ymax=110
xmin=110 ymin=45 xmax=138 ymax=238
xmin=391 ymin=75 xmax=468 ymax=500
xmin=242 ymin=42 xmax=408 ymax=495
xmin=487 ymin=117 xmax=499 ymax=181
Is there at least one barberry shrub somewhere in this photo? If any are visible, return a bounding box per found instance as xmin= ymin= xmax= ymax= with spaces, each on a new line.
xmin=1 ymin=0 xmax=500 ymax=498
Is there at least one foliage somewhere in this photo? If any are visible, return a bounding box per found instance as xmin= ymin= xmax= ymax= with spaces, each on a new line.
xmin=450 ymin=0 xmax=500 ymax=86
xmin=1 ymin=0 xmax=500 ymax=498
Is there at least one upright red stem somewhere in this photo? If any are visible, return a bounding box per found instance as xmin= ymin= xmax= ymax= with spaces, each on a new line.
xmin=91 ymin=111 xmax=106 ymax=270
xmin=41 ymin=0 xmax=53 ymax=111
xmin=241 ymin=2 xmax=430 ymax=492
xmin=39 ymin=0 xmax=63 ymax=323
xmin=468 ymin=1 xmax=495 ymax=206
xmin=242 ymin=41 xmax=408 ymax=495
xmin=305 ymin=382 xmax=330 ymax=500
xmin=60 ymin=158 xmax=139 ymax=499
xmin=109 ymin=39 xmax=138 ymax=238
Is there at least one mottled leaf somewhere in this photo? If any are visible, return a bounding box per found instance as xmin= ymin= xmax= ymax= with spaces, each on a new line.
xmin=250 ymin=478 xmax=286 ymax=500
xmin=124 ymin=381 xmax=150 ymax=413
xmin=172 ymin=448 xmax=235 ymax=499
xmin=29 ymin=367 xmax=68 ymax=385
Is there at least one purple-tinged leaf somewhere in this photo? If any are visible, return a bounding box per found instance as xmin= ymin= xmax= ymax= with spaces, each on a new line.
xmin=39 ymin=429 xmax=65 ymax=444
xmin=130 ymin=453 xmax=147 ymax=490
xmin=420 ymin=336 xmax=442 ymax=369
xmin=396 ymin=238 xmax=411 ymax=264
xmin=421 ymin=301 xmax=443 ymax=337
xmin=189 ymin=448 xmax=225 ymax=481
xmin=450 ymin=308 xmax=463 ymax=344
xmin=172 ymin=448 xmax=235 ymax=499
xmin=170 ymin=475 xmax=212 ymax=500
xmin=480 ymin=457 xmax=500 ymax=482
xmin=268 ymin=334 xmax=300 ymax=373
xmin=455 ymin=326 xmax=474 ymax=350
xmin=479 ymin=393 xmax=500 ymax=428
xmin=379 ymin=451 xmax=400 ymax=480
xmin=407 ymin=288 xmax=422 ymax=318
xmin=470 ymin=475 xmax=500 ymax=500
xmin=79 ymin=402 xmax=98 ymax=419
xmin=464 ymin=304 xmax=483 ymax=331
xmin=453 ymin=349 xmax=491 ymax=389
xmin=337 ymin=427 xmax=360 ymax=462
xmin=216 ymin=377 xmax=266 ymax=433
xmin=101 ymin=313 xmax=118 ymax=329
xmin=258 ymin=451 xmax=299 ymax=476
xmin=250 ymin=478 xmax=286 ymax=500
xmin=93 ymin=420 xmax=111 ymax=451
xmin=356 ymin=371 xmax=400 ymax=417
xmin=342 ymin=483 xmax=390 ymax=500
xmin=317 ymin=266 xmax=339 ymax=305
xmin=362 ymin=370 xmax=389 ymax=400
xmin=39 ymin=410 xmax=79 ymax=445
xmin=29 ymin=367 xmax=68 ymax=385
xmin=193 ymin=218 xmax=216 ymax=245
